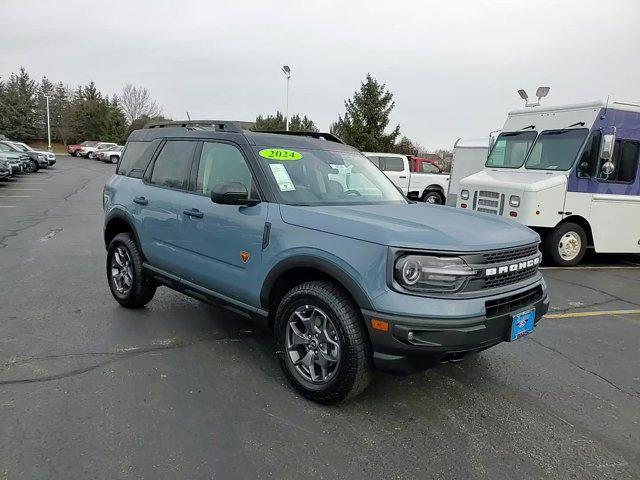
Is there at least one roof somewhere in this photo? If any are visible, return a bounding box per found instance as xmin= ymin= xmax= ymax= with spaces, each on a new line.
xmin=454 ymin=137 xmax=490 ymax=149
xmin=508 ymin=100 xmax=640 ymax=116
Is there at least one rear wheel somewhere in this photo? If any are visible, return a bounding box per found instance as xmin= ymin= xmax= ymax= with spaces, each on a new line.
xmin=274 ymin=280 xmax=373 ymax=403
xmin=423 ymin=190 xmax=444 ymax=205
xmin=70 ymin=151 xmax=77 ymax=157
xmin=110 ymin=155 xmax=119 ymax=164
xmin=24 ymin=159 xmax=38 ymax=173
xmin=543 ymin=222 xmax=587 ymax=266
xmin=107 ymin=232 xmax=156 ymax=308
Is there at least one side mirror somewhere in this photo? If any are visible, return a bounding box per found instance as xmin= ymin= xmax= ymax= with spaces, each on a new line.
xmin=211 ymin=182 xmax=260 ymax=206
xmin=600 ymin=133 xmax=615 ymax=161
xmin=601 ymin=161 xmax=615 ymax=177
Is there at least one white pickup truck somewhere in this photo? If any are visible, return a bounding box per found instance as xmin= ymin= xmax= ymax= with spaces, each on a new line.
xmin=363 ymin=152 xmax=450 ymax=204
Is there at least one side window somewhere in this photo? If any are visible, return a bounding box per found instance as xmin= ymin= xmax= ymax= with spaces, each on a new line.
xmin=195 ymin=142 xmax=254 ymax=196
xmin=117 ymin=141 xmax=152 ymax=177
xmin=366 ymin=156 xmax=381 ymax=169
xmin=381 ymin=156 xmax=404 ymax=172
xmin=577 ymin=130 xmax=601 ymax=178
xmin=602 ymin=140 xmax=639 ymax=183
xmin=422 ymin=162 xmax=441 ymax=174
xmin=149 ymin=140 xmax=197 ymax=190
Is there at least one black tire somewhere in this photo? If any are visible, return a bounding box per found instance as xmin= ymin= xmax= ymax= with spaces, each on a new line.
xmin=422 ymin=190 xmax=444 ymax=205
xmin=25 ymin=159 xmax=38 ymax=173
xmin=274 ymin=280 xmax=373 ymax=403
xmin=543 ymin=222 xmax=587 ymax=267
xmin=70 ymin=151 xmax=77 ymax=157
xmin=110 ymin=155 xmax=119 ymax=164
xmin=106 ymin=232 xmax=156 ymax=308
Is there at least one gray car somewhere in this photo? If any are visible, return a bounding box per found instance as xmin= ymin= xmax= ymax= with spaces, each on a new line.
xmin=10 ymin=141 xmax=56 ymax=166
xmin=0 ymin=141 xmax=47 ymax=171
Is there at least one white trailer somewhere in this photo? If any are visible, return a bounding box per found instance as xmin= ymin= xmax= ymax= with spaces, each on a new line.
xmin=457 ymin=100 xmax=640 ymax=266
xmin=446 ymin=137 xmax=490 ymax=206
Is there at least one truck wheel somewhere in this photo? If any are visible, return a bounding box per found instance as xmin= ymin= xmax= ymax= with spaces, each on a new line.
xmin=423 ymin=190 xmax=444 ymax=205
xmin=110 ymin=155 xmax=119 ymax=164
xmin=107 ymin=233 xmax=156 ymax=308
xmin=543 ymin=222 xmax=587 ymax=267
xmin=274 ymin=280 xmax=373 ymax=403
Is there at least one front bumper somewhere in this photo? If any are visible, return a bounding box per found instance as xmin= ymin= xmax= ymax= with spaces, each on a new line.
xmin=9 ymin=165 xmax=23 ymax=175
xmin=362 ymin=290 xmax=549 ymax=373
xmin=47 ymin=158 xmax=56 ymax=165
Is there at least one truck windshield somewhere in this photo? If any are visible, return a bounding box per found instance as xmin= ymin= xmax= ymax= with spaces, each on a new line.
xmin=257 ymin=148 xmax=407 ymax=206
xmin=524 ymin=128 xmax=589 ymax=170
xmin=485 ymin=131 xmax=536 ymax=169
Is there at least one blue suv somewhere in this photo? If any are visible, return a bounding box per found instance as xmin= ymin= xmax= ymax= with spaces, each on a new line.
xmin=103 ymin=120 xmax=549 ymax=403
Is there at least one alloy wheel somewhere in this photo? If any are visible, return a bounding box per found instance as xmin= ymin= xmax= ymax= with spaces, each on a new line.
xmin=110 ymin=245 xmax=134 ymax=295
xmin=286 ymin=305 xmax=341 ymax=384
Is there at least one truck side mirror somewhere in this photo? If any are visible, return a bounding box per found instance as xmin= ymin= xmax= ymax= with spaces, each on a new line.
xmin=600 ymin=133 xmax=615 ymax=161
xmin=601 ymin=161 xmax=615 ymax=177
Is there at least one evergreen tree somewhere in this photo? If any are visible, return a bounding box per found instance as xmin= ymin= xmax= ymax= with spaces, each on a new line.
xmin=0 ymin=67 xmax=39 ymax=140
xmin=330 ymin=73 xmax=400 ymax=151
xmin=253 ymin=111 xmax=318 ymax=132
xmin=103 ymin=97 xmax=128 ymax=144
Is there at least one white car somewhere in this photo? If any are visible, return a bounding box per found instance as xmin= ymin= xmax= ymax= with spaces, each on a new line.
xmin=78 ymin=142 xmax=117 ymax=159
xmin=96 ymin=146 xmax=124 ymax=164
xmin=363 ymin=152 xmax=450 ymax=204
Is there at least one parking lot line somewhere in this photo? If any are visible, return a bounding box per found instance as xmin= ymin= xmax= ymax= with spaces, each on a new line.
xmin=0 ymin=205 xmax=16 ymax=208
xmin=6 ymin=188 xmax=42 ymax=191
xmin=0 ymin=195 xmax=32 ymax=198
xmin=545 ymin=309 xmax=640 ymax=319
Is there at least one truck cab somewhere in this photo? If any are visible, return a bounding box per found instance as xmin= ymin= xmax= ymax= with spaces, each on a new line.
xmin=458 ymin=100 xmax=640 ymax=266
xmin=363 ymin=152 xmax=450 ymax=204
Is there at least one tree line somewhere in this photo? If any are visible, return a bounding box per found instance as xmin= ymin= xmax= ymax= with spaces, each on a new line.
xmin=0 ymin=67 xmax=448 ymax=158
xmin=0 ymin=67 xmax=165 ymax=145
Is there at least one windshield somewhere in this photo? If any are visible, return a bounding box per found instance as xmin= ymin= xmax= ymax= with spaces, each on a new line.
xmin=82 ymin=141 xmax=99 ymax=147
xmin=485 ymin=131 xmax=536 ymax=168
xmin=257 ymin=148 xmax=407 ymax=206
xmin=525 ymin=128 xmax=589 ymax=170
xmin=0 ymin=142 xmax=19 ymax=152
xmin=11 ymin=143 xmax=30 ymax=152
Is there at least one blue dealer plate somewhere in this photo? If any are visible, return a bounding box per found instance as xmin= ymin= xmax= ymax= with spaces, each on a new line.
xmin=510 ymin=308 xmax=535 ymax=341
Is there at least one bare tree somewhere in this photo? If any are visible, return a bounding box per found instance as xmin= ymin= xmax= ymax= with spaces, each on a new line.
xmin=119 ymin=84 xmax=161 ymax=123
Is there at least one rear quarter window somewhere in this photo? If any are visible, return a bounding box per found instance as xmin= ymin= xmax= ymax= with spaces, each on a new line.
xmin=117 ymin=141 xmax=154 ymax=178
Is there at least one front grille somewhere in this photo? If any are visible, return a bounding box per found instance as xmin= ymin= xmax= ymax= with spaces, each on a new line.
xmin=482 ymin=244 xmax=539 ymax=263
xmin=473 ymin=190 xmax=505 ymax=215
xmin=485 ymin=285 xmax=543 ymax=318
xmin=481 ymin=265 xmax=538 ymax=289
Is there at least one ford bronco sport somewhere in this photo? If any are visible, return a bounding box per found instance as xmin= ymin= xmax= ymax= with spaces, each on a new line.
xmin=103 ymin=120 xmax=549 ymax=403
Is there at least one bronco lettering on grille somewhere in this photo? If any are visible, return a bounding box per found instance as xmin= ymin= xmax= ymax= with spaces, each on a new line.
xmin=484 ymin=256 xmax=540 ymax=277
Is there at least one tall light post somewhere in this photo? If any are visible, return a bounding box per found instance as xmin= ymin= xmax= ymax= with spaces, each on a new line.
xmin=281 ymin=65 xmax=291 ymax=131
xmin=44 ymin=95 xmax=52 ymax=150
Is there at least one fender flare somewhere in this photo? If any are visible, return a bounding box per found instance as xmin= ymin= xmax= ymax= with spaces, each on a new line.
xmin=103 ymin=207 xmax=142 ymax=251
xmin=260 ymin=254 xmax=374 ymax=310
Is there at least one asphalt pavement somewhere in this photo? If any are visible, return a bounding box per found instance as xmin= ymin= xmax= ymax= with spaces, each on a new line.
xmin=1 ymin=155 xmax=639 ymax=479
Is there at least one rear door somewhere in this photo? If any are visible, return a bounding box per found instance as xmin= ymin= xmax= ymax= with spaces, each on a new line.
xmin=380 ymin=156 xmax=410 ymax=193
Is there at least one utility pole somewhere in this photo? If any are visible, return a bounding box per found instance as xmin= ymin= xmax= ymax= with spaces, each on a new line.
xmin=281 ymin=66 xmax=291 ymax=131
xmin=45 ymin=95 xmax=52 ymax=150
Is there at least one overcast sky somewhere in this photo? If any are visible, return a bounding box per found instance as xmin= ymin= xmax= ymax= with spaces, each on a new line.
xmin=1 ymin=0 xmax=639 ymax=149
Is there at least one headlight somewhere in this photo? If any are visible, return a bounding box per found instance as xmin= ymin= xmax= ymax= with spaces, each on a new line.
xmin=460 ymin=189 xmax=469 ymax=200
xmin=395 ymin=255 xmax=477 ymax=293
xmin=509 ymin=195 xmax=520 ymax=207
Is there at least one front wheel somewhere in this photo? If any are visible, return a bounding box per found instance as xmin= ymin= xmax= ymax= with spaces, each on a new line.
xmin=24 ymin=159 xmax=38 ymax=173
xmin=422 ymin=190 xmax=444 ymax=205
xmin=274 ymin=281 xmax=373 ymax=403
xmin=543 ymin=222 xmax=587 ymax=266
xmin=107 ymin=233 xmax=156 ymax=308
xmin=110 ymin=155 xmax=119 ymax=164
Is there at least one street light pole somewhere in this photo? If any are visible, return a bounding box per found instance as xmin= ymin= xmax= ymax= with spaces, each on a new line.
xmin=44 ymin=95 xmax=52 ymax=150
xmin=281 ymin=65 xmax=291 ymax=131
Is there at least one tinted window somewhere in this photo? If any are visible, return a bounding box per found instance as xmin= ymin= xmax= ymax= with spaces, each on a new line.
xmin=600 ymin=140 xmax=639 ymax=183
xmin=381 ymin=156 xmax=404 ymax=172
xmin=577 ymin=130 xmax=602 ymax=178
xmin=149 ymin=141 xmax=197 ymax=190
xmin=486 ymin=131 xmax=536 ymax=168
xmin=196 ymin=142 xmax=253 ymax=196
xmin=117 ymin=141 xmax=153 ymax=177
xmin=366 ymin=156 xmax=381 ymax=169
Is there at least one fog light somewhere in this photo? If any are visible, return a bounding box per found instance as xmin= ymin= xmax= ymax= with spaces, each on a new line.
xmin=461 ymin=189 xmax=469 ymax=200
xmin=509 ymin=195 xmax=520 ymax=207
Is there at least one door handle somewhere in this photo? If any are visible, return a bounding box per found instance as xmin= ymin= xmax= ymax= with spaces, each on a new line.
xmin=133 ymin=196 xmax=148 ymax=205
xmin=399 ymin=176 xmax=407 ymax=179
xmin=183 ymin=208 xmax=204 ymax=219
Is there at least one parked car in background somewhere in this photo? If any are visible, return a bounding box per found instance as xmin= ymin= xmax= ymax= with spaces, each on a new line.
xmin=0 ymin=158 xmax=10 ymax=179
xmin=68 ymin=141 xmax=99 ymax=157
xmin=0 ymin=140 xmax=48 ymax=170
xmin=79 ymin=142 xmax=117 ymax=159
xmin=96 ymin=146 xmax=124 ymax=164
xmin=446 ymin=137 xmax=490 ymax=206
xmin=9 ymin=141 xmax=56 ymax=166
xmin=364 ymin=152 xmax=450 ymax=204
xmin=0 ymin=143 xmax=37 ymax=173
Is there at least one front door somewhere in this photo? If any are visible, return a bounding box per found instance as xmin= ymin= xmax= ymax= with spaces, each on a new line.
xmin=179 ymin=140 xmax=268 ymax=307
xmin=380 ymin=156 xmax=410 ymax=194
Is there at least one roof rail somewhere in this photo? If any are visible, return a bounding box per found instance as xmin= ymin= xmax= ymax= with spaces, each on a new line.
xmin=144 ymin=120 xmax=245 ymax=133
xmin=254 ymin=130 xmax=345 ymax=144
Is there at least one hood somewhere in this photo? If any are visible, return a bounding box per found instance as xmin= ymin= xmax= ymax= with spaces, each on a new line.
xmin=279 ymin=203 xmax=538 ymax=252
xmin=460 ymin=169 xmax=567 ymax=193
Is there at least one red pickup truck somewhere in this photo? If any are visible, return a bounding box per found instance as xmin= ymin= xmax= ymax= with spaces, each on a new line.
xmin=67 ymin=141 xmax=99 ymax=157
